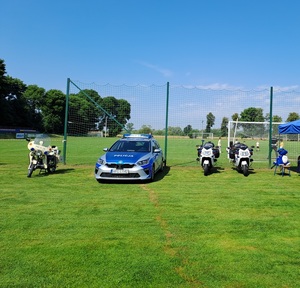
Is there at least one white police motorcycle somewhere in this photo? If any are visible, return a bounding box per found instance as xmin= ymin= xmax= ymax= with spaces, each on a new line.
xmin=197 ymin=141 xmax=219 ymax=176
xmin=228 ymin=142 xmax=253 ymax=176
xmin=26 ymin=134 xmax=61 ymax=177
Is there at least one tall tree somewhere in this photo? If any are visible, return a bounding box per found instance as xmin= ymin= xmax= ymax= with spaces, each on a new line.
xmin=22 ymin=85 xmax=46 ymax=131
xmin=0 ymin=59 xmax=8 ymax=122
xmin=42 ymin=89 xmax=65 ymax=133
xmin=265 ymin=113 xmax=282 ymax=122
xmin=167 ymin=126 xmax=183 ymax=136
xmin=101 ymin=96 xmax=131 ymax=137
xmin=239 ymin=107 xmax=265 ymax=138
xmin=231 ymin=113 xmax=239 ymax=121
xmin=240 ymin=107 xmax=264 ymax=122
xmin=205 ymin=112 xmax=215 ymax=133
xmin=220 ymin=117 xmax=229 ymax=137
xmin=68 ymin=89 xmax=102 ymax=135
xmin=125 ymin=122 xmax=134 ymax=133
xmin=139 ymin=125 xmax=153 ymax=134
xmin=1 ymin=76 xmax=27 ymax=126
xmin=286 ymin=112 xmax=299 ymax=122
xmin=183 ymin=124 xmax=192 ymax=135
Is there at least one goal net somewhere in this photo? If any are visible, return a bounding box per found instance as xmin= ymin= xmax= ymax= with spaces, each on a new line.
xmin=227 ymin=121 xmax=300 ymax=162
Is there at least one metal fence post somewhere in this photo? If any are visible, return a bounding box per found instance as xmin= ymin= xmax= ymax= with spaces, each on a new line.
xmin=164 ymin=82 xmax=169 ymax=165
xmin=63 ymin=78 xmax=70 ymax=164
xmin=268 ymin=86 xmax=273 ymax=167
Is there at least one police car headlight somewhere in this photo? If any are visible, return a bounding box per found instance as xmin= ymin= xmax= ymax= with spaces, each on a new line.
xmin=97 ymin=158 xmax=105 ymax=165
xmin=137 ymin=158 xmax=150 ymax=166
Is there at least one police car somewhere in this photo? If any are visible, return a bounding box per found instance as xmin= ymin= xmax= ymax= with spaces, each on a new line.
xmin=95 ymin=134 xmax=164 ymax=182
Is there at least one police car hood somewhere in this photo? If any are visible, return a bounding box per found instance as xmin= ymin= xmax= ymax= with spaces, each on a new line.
xmin=105 ymin=151 xmax=149 ymax=163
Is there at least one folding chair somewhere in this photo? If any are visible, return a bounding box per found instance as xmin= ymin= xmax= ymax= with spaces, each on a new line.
xmin=273 ymin=153 xmax=291 ymax=177
xmin=274 ymin=163 xmax=291 ymax=176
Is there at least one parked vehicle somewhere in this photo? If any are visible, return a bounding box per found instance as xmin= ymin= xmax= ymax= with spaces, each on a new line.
xmin=95 ymin=134 xmax=164 ymax=182
xmin=227 ymin=142 xmax=253 ymax=176
xmin=197 ymin=141 xmax=219 ymax=176
xmin=26 ymin=134 xmax=61 ymax=177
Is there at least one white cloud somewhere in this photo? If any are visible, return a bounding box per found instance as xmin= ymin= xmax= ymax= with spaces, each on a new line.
xmin=175 ymin=83 xmax=244 ymax=90
xmin=254 ymin=85 xmax=300 ymax=91
xmin=138 ymin=61 xmax=173 ymax=77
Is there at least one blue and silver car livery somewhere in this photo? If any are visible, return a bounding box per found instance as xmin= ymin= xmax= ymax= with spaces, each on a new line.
xmin=95 ymin=134 xmax=164 ymax=181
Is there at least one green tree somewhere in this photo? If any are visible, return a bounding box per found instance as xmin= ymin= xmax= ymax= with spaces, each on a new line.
xmin=0 ymin=59 xmax=32 ymax=128
xmin=1 ymin=76 xmax=27 ymax=127
xmin=273 ymin=115 xmax=283 ymax=122
xmin=68 ymin=89 xmax=103 ymax=135
xmin=101 ymin=96 xmax=131 ymax=137
xmin=125 ymin=122 xmax=134 ymax=133
xmin=240 ymin=107 xmax=264 ymax=122
xmin=231 ymin=113 xmax=239 ymax=121
xmin=68 ymin=90 xmax=131 ymax=137
xmin=22 ymin=85 xmax=46 ymax=131
xmin=205 ymin=112 xmax=215 ymax=133
xmin=239 ymin=107 xmax=265 ymax=138
xmin=264 ymin=114 xmax=283 ymax=137
xmin=183 ymin=124 xmax=192 ymax=135
xmin=168 ymin=126 xmax=183 ymax=136
xmin=286 ymin=112 xmax=299 ymax=122
xmin=139 ymin=125 xmax=153 ymax=134
xmin=42 ymin=89 xmax=66 ymax=133
xmin=0 ymin=59 xmax=8 ymax=125
xmin=264 ymin=113 xmax=282 ymax=122
xmin=23 ymin=85 xmax=45 ymax=110
xmin=220 ymin=117 xmax=229 ymax=137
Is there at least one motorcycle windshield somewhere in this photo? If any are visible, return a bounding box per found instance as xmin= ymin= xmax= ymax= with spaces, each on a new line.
xmin=33 ymin=134 xmax=51 ymax=147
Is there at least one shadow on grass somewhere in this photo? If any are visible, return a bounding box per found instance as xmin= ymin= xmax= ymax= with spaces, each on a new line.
xmin=153 ymin=165 xmax=171 ymax=182
xmin=230 ymin=166 xmax=256 ymax=176
xmin=28 ymin=168 xmax=75 ymax=178
xmin=289 ymin=166 xmax=300 ymax=173
xmin=196 ymin=165 xmax=226 ymax=176
xmin=271 ymin=166 xmax=299 ymax=177
xmin=53 ymin=168 xmax=75 ymax=175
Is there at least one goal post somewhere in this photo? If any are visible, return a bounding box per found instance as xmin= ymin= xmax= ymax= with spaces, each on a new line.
xmin=227 ymin=121 xmax=287 ymax=162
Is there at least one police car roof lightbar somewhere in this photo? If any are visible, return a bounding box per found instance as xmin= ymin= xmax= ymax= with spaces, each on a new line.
xmin=123 ymin=133 xmax=152 ymax=139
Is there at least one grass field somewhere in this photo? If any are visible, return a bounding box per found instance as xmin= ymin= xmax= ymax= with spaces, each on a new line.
xmin=0 ymin=136 xmax=299 ymax=287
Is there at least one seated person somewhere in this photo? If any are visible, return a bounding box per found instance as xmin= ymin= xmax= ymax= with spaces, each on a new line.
xmin=273 ymin=148 xmax=290 ymax=166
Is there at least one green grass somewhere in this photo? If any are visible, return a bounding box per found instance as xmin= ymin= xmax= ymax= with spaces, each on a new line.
xmin=0 ymin=137 xmax=299 ymax=287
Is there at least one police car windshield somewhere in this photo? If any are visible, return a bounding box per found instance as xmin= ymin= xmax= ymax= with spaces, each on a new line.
xmin=110 ymin=140 xmax=150 ymax=152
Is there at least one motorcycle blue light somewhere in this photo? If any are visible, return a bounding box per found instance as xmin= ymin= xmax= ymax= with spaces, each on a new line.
xmin=30 ymin=148 xmax=35 ymax=151
xmin=44 ymin=151 xmax=48 ymax=155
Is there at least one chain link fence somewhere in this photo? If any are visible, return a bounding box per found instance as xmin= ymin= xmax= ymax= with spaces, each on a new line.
xmin=64 ymin=79 xmax=300 ymax=166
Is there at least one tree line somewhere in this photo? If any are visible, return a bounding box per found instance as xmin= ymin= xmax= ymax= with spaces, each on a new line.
xmin=0 ymin=59 xmax=131 ymax=136
xmin=129 ymin=108 xmax=300 ymax=138
xmin=1 ymin=58 xmax=299 ymax=137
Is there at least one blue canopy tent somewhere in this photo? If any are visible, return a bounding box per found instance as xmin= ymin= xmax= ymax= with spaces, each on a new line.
xmin=278 ymin=119 xmax=300 ymax=134
xmin=278 ymin=119 xmax=300 ymax=173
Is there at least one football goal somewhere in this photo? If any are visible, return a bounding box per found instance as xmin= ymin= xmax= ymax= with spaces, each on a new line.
xmin=227 ymin=120 xmax=289 ymax=162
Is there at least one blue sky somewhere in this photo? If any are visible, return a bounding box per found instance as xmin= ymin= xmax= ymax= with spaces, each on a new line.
xmin=1 ymin=0 xmax=300 ymax=92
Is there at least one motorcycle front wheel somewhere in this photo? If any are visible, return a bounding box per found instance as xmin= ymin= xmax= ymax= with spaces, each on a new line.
xmin=203 ymin=164 xmax=210 ymax=176
xmin=242 ymin=164 xmax=249 ymax=176
xmin=47 ymin=157 xmax=57 ymax=173
xmin=27 ymin=164 xmax=34 ymax=178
